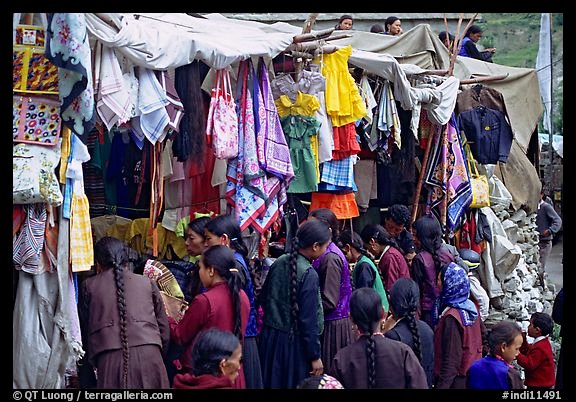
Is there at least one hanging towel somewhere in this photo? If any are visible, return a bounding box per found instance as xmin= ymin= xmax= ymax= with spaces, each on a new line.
xmin=96 ymin=45 xmax=132 ymax=131
xmin=136 ymin=66 xmax=170 ymax=145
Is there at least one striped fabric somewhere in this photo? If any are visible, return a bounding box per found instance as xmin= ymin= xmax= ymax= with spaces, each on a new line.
xmin=13 ymin=204 xmax=47 ymax=275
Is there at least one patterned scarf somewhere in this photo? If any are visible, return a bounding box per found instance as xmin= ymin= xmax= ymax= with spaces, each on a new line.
xmin=434 ymin=262 xmax=478 ymax=326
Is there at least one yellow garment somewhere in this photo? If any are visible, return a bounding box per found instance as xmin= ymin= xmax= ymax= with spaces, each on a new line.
xmin=124 ymin=218 xmax=188 ymax=260
xmin=310 ymin=134 xmax=320 ymax=183
xmin=70 ymin=193 xmax=94 ymax=272
xmin=275 ymin=91 xmax=320 ymax=118
xmin=319 ymin=45 xmax=367 ymax=127
xmin=59 ymin=126 xmax=72 ymax=184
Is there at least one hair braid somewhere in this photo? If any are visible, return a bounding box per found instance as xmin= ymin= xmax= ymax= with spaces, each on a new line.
xmin=112 ymin=260 xmax=129 ymax=388
xmin=289 ymin=237 xmax=300 ymax=335
xmin=406 ymin=309 xmax=423 ymax=363
xmin=366 ymin=334 xmax=376 ymax=389
xmin=228 ymin=274 xmax=243 ymax=341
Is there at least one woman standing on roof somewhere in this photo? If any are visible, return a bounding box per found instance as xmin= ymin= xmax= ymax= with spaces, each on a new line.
xmin=458 ymin=25 xmax=496 ymax=62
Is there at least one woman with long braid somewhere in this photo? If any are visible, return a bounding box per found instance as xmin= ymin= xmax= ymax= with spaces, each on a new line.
xmin=204 ymin=214 xmax=263 ymax=389
xmin=169 ymin=245 xmax=250 ymax=388
xmin=336 ymin=230 xmax=389 ymax=314
xmin=383 ymin=278 xmax=435 ymax=388
xmin=329 ymin=288 xmax=428 ymax=389
xmin=258 ymin=219 xmax=330 ymax=388
xmin=80 ymin=236 xmax=170 ymax=388
xmin=411 ymin=214 xmax=454 ymax=328
xmin=307 ymin=208 xmax=354 ymax=374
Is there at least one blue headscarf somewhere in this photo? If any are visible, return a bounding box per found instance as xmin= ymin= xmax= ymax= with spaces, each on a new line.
xmin=435 ymin=262 xmax=478 ymax=326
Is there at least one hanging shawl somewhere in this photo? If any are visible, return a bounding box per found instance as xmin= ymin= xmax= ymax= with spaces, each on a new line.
xmin=256 ymin=59 xmax=294 ymax=182
xmin=226 ymin=60 xmax=268 ymax=231
xmin=424 ymin=114 xmax=472 ymax=231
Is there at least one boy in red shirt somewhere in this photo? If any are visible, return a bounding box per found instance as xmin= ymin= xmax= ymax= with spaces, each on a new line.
xmin=516 ymin=312 xmax=556 ymax=389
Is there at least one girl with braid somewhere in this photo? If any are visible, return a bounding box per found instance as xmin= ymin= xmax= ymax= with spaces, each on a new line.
xmin=336 ymin=230 xmax=389 ymax=314
xmin=169 ymin=245 xmax=250 ymax=388
xmin=204 ymin=214 xmax=263 ymax=389
xmin=360 ymin=224 xmax=411 ymax=295
xmin=383 ymin=278 xmax=435 ymax=388
xmin=411 ymin=214 xmax=454 ymax=328
xmin=329 ymin=288 xmax=428 ymax=389
xmin=258 ymin=219 xmax=330 ymax=388
xmin=80 ymin=237 xmax=170 ymax=388
xmin=307 ymin=208 xmax=354 ymax=374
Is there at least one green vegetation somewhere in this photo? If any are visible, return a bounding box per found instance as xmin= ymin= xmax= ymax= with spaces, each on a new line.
xmin=477 ymin=13 xmax=563 ymax=133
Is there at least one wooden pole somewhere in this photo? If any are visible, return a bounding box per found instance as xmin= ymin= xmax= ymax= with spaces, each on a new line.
xmin=411 ymin=124 xmax=440 ymax=225
xmin=294 ymin=13 xmax=319 ymax=81
xmin=439 ymin=126 xmax=448 ymax=232
xmin=459 ymin=74 xmax=509 ymax=85
xmin=449 ymin=13 xmax=479 ymax=75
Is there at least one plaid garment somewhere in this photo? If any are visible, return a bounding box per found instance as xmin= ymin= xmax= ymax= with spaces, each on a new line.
xmin=70 ymin=193 xmax=94 ymax=272
xmin=136 ymin=66 xmax=170 ymax=145
xmin=320 ymin=156 xmax=355 ymax=188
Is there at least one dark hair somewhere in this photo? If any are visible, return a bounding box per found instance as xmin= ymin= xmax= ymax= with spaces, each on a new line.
xmin=387 ymin=204 xmax=411 ymax=227
xmin=309 ymin=208 xmax=339 ymax=242
xmin=187 ymin=217 xmax=211 ymax=298
xmin=360 ymin=224 xmax=398 ymax=248
xmin=201 ymin=245 xmax=244 ymax=341
xmin=413 ymin=214 xmax=444 ymax=274
xmin=289 ymin=220 xmax=332 ymax=334
xmin=370 ymin=24 xmax=385 ymax=33
xmin=465 ymin=24 xmax=483 ymax=38
xmin=205 ymin=214 xmax=250 ymax=269
xmin=440 ymin=30 xmax=455 ymax=41
xmin=336 ymin=229 xmax=375 ymax=290
xmin=191 ymin=328 xmax=240 ymax=376
xmin=350 ymin=288 xmax=384 ymax=389
xmin=389 ymin=278 xmax=423 ymax=362
xmin=531 ymin=312 xmax=554 ymax=336
xmin=487 ymin=321 xmax=522 ymax=356
xmin=94 ymin=237 xmax=130 ymax=387
xmin=338 ymin=14 xmax=353 ymax=24
xmin=385 ymin=16 xmax=400 ymax=32
xmin=188 ymin=216 xmax=211 ymax=237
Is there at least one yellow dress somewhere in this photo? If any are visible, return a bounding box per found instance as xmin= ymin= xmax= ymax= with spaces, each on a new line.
xmin=319 ymin=45 xmax=367 ymax=127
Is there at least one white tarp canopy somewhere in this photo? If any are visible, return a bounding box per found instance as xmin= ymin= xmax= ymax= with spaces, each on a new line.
xmin=85 ymin=13 xmax=295 ymax=70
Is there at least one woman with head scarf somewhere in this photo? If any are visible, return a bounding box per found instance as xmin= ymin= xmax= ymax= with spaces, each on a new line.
xmin=433 ymin=262 xmax=483 ymax=389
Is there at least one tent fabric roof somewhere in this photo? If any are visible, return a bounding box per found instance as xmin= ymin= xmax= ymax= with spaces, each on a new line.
xmin=84 ymin=13 xmax=543 ymax=211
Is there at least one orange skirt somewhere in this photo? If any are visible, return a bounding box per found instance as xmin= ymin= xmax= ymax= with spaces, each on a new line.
xmin=309 ymin=192 xmax=359 ymax=219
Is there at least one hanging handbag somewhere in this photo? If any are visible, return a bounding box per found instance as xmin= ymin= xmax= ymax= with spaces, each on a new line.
xmin=466 ymin=144 xmax=491 ymax=209
xmin=13 ymin=95 xmax=62 ymax=146
xmin=206 ymin=69 xmax=239 ymax=159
